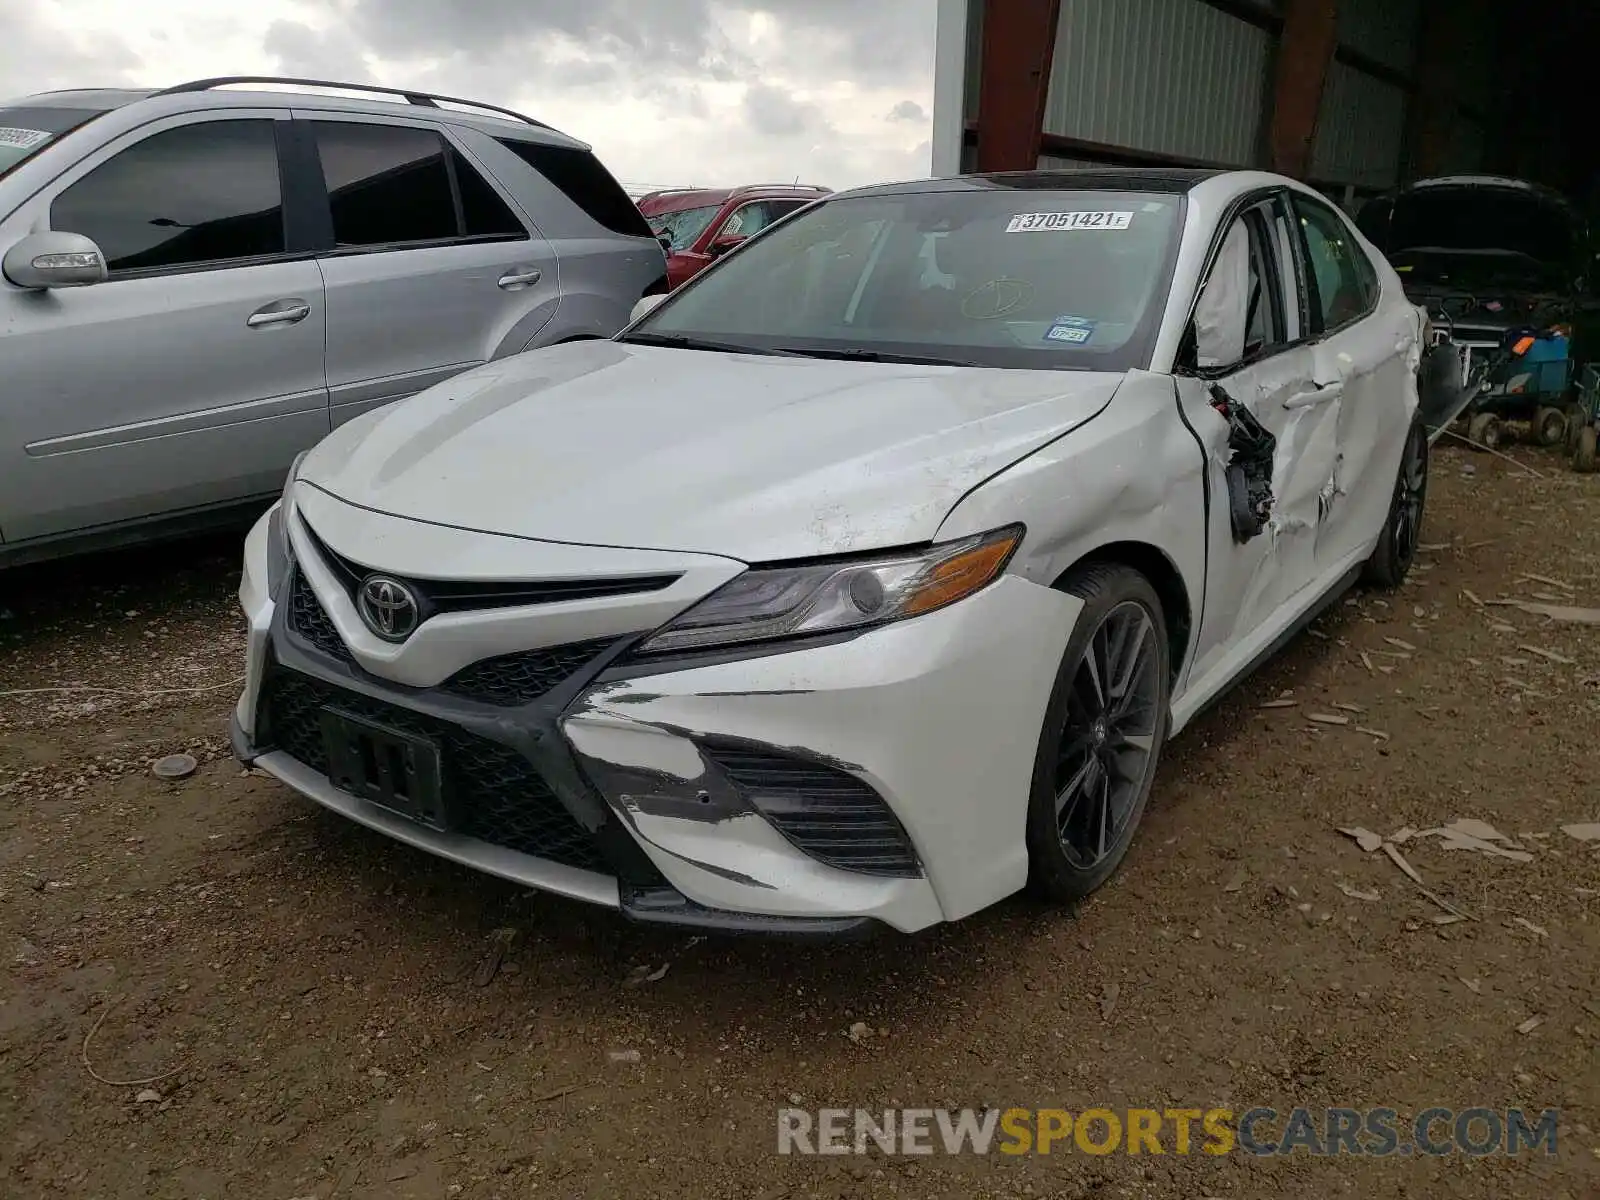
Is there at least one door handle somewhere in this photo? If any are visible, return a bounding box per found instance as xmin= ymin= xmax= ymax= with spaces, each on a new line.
xmin=1283 ymin=382 xmax=1343 ymax=410
xmin=246 ymin=299 xmax=311 ymax=328
xmin=497 ymin=267 xmax=542 ymax=290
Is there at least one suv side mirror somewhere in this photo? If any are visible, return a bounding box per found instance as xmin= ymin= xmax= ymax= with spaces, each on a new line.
xmin=709 ymin=234 xmax=745 ymax=257
xmin=2 ymin=231 xmax=108 ymax=290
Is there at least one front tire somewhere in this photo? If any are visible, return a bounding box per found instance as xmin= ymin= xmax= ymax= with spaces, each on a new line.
xmin=1026 ymin=564 xmax=1170 ymax=903
xmin=1362 ymin=417 xmax=1429 ymax=589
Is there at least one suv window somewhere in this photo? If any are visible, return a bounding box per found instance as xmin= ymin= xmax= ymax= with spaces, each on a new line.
xmin=1293 ymin=195 xmax=1376 ymax=330
xmin=311 ymin=121 xmax=525 ymax=249
xmin=496 ymin=138 xmax=653 ymax=238
xmin=51 ymin=119 xmax=284 ymax=274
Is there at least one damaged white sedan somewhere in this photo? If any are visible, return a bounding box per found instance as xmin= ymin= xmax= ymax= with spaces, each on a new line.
xmin=232 ymin=169 xmax=1430 ymax=934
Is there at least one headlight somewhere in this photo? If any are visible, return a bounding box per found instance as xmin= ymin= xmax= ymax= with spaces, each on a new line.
xmin=634 ymin=524 xmax=1024 ymax=657
xmin=265 ymin=452 xmax=309 ymax=597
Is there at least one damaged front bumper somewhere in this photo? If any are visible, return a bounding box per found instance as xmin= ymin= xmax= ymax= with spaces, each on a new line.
xmin=233 ymin=504 xmax=1080 ymax=935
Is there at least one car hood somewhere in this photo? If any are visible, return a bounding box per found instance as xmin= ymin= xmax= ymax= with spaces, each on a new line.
xmin=300 ymin=340 xmax=1125 ymax=562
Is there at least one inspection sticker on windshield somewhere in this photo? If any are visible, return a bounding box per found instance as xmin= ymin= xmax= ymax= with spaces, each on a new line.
xmin=1044 ymin=315 xmax=1096 ymax=344
xmin=0 ymin=127 xmax=51 ymax=150
xmin=1006 ymin=211 xmax=1133 ymax=233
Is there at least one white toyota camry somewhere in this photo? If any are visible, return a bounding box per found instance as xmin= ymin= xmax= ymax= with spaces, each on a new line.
xmin=232 ymin=169 xmax=1431 ymax=934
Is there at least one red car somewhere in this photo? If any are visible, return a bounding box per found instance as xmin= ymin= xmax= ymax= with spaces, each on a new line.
xmin=637 ymin=184 xmax=831 ymax=289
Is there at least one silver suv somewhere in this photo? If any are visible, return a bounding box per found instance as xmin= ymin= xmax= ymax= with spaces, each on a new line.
xmin=0 ymin=76 xmax=667 ymax=567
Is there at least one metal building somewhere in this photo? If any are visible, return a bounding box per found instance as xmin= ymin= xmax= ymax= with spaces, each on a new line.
xmin=932 ymin=0 xmax=1586 ymax=208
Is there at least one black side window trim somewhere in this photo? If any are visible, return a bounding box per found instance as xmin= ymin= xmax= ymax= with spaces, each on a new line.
xmin=1289 ymin=191 xmax=1380 ymax=338
xmin=52 ymin=116 xmax=296 ymax=282
xmin=298 ymin=119 xmax=530 ymax=256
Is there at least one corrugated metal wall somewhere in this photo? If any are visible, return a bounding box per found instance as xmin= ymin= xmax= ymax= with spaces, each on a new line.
xmin=945 ymin=0 xmax=1488 ymax=191
xmin=1310 ymin=62 xmax=1409 ymax=188
xmin=1042 ymin=0 xmax=1273 ymax=167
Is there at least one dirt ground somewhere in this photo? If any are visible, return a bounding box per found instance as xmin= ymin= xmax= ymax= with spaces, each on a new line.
xmin=2 ymin=441 xmax=1598 ymax=1200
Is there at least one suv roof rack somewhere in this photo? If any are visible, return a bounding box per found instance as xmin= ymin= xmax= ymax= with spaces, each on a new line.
xmin=727 ymin=183 xmax=832 ymax=199
xmin=152 ymin=76 xmax=552 ymax=130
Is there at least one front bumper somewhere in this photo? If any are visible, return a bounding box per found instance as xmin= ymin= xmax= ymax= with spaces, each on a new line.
xmin=234 ymin=498 xmax=1080 ymax=934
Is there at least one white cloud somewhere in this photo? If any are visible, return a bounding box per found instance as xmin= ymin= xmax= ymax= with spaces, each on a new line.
xmin=4 ymin=0 xmax=936 ymax=189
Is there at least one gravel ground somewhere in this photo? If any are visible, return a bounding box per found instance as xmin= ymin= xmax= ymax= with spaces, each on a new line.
xmin=2 ymin=442 xmax=1598 ymax=1200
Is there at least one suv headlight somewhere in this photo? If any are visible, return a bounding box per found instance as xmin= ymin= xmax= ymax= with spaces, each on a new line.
xmin=634 ymin=524 xmax=1024 ymax=657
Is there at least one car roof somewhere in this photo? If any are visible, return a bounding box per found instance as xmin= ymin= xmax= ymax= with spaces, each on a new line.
xmin=638 ymin=183 xmax=831 ymax=214
xmin=8 ymin=78 xmax=589 ymax=151
xmin=835 ymin=168 xmax=1226 ymax=201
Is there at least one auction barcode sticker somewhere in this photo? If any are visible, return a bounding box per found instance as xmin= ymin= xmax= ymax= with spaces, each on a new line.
xmin=0 ymin=127 xmax=52 ymax=150
xmin=1006 ymin=211 xmax=1133 ymax=233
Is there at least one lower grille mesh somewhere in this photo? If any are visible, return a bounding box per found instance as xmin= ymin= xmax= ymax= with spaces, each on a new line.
xmin=260 ymin=668 xmax=608 ymax=872
xmin=441 ymin=639 xmax=616 ymax=707
xmin=700 ymin=744 xmax=921 ymax=878
xmin=286 ymin=573 xmax=352 ymax=662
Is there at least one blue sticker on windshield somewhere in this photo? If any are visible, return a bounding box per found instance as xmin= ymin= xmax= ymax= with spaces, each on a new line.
xmin=1044 ymin=315 xmax=1096 ymax=345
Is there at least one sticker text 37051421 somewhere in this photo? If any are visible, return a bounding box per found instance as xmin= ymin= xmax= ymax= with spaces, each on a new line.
xmin=1006 ymin=211 xmax=1134 ymax=234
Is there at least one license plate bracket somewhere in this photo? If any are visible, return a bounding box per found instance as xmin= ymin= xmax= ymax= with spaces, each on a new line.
xmin=319 ymin=707 xmax=447 ymax=831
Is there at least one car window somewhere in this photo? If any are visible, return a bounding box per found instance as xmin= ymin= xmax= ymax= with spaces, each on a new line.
xmin=1293 ymin=194 xmax=1376 ymax=330
xmin=650 ymin=204 xmax=721 ymax=251
xmin=312 ymin=122 xmax=457 ymax=247
xmin=496 ymin=138 xmax=654 ymax=238
xmin=51 ymin=119 xmax=284 ymax=274
xmin=454 ymin=149 xmax=525 ymax=239
xmin=630 ymin=189 xmax=1184 ymax=373
xmin=723 ymin=202 xmax=776 ymax=239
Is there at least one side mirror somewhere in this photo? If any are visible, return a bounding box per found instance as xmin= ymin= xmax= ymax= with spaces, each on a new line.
xmin=655 ymin=232 xmax=673 ymax=253
xmin=630 ymin=293 xmax=667 ymax=323
xmin=709 ymin=234 xmax=745 ymax=258
xmin=2 ymin=231 xmax=108 ymax=290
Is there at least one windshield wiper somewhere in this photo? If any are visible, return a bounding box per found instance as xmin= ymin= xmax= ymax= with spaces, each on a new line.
xmin=616 ymin=331 xmax=793 ymax=356
xmin=770 ymin=345 xmax=982 ymax=367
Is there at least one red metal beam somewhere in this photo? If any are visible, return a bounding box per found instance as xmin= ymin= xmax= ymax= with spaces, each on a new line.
xmin=1268 ymin=0 xmax=1339 ymax=178
xmin=974 ymin=0 xmax=1063 ymax=173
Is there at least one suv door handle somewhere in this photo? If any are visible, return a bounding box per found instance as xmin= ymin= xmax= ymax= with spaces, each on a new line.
xmin=246 ymin=299 xmax=312 ymax=328
xmin=497 ymin=267 xmax=542 ymax=290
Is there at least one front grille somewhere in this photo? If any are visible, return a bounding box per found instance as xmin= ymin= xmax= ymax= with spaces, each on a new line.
xmin=440 ymin=638 xmax=617 ymax=707
xmin=259 ymin=669 xmax=607 ymax=872
xmin=287 ymin=573 xmax=352 ymax=662
xmin=301 ymin=520 xmax=680 ymax=614
xmin=701 ymin=744 xmax=921 ymax=878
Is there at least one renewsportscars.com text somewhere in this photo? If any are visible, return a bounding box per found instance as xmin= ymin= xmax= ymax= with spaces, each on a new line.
xmin=777 ymin=1107 xmax=1560 ymax=1157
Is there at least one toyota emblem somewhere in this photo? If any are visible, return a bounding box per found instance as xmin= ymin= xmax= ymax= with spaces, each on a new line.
xmin=357 ymin=575 xmax=420 ymax=641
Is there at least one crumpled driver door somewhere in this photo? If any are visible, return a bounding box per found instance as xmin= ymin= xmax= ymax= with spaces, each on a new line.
xmin=1176 ymin=202 xmax=1326 ymax=696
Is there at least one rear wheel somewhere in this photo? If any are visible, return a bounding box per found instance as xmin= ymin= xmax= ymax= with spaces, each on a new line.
xmin=1577 ymin=425 xmax=1599 ymax=474
xmin=1567 ymin=404 xmax=1587 ymax=455
xmin=1362 ymin=418 xmax=1429 ymax=589
xmin=1534 ymin=406 xmax=1568 ymax=447
xmin=1026 ymin=564 xmax=1170 ymax=903
xmin=1467 ymin=411 xmax=1503 ymax=451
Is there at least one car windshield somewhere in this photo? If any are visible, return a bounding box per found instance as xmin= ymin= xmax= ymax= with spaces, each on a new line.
xmin=0 ymin=105 xmax=105 ymax=179
xmin=650 ymin=204 xmax=722 ymax=251
xmin=626 ymin=188 xmax=1183 ymax=371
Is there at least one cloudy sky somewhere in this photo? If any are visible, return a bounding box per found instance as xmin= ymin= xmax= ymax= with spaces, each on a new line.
xmin=5 ymin=0 xmax=938 ymax=190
